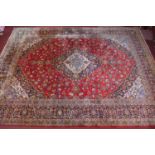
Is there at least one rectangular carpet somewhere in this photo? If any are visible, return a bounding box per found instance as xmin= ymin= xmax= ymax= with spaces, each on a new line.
xmin=0 ymin=27 xmax=155 ymax=128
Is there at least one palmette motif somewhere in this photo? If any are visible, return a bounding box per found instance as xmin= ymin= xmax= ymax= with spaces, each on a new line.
xmin=0 ymin=27 xmax=155 ymax=127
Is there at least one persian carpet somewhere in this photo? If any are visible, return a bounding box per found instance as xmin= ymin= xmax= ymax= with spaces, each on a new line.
xmin=0 ymin=27 xmax=155 ymax=128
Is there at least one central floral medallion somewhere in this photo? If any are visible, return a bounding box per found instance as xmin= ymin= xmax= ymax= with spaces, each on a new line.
xmin=55 ymin=49 xmax=102 ymax=79
xmin=64 ymin=51 xmax=90 ymax=74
